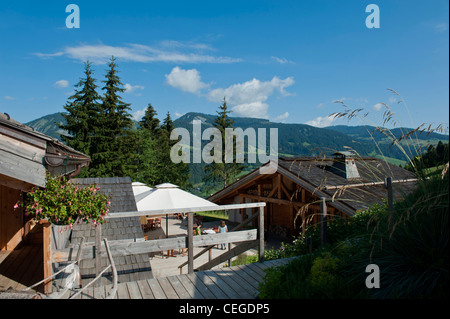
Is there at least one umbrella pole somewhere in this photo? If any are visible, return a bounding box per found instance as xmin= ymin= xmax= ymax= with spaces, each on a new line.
xmin=166 ymin=214 xmax=168 ymax=238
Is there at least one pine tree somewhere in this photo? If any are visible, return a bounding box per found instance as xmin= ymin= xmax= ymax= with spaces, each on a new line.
xmin=134 ymin=110 xmax=190 ymax=188
xmin=160 ymin=112 xmax=175 ymax=138
xmin=59 ymin=61 xmax=101 ymax=172
xmin=159 ymin=111 xmax=190 ymax=187
xmin=139 ymin=103 xmax=160 ymax=136
xmin=90 ymin=56 xmax=135 ymax=177
xmin=205 ymin=97 xmax=243 ymax=188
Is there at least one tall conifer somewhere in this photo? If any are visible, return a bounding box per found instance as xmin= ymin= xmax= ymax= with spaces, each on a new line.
xmin=205 ymin=97 xmax=243 ymax=188
xmin=59 ymin=61 xmax=101 ymax=174
xmin=90 ymin=56 xmax=135 ymax=177
xmin=139 ymin=103 xmax=160 ymax=136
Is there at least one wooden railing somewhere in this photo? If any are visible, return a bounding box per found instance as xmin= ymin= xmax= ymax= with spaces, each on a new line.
xmin=177 ymin=208 xmax=262 ymax=273
xmin=53 ymin=203 xmax=266 ymax=275
xmin=69 ymin=238 xmax=117 ymax=299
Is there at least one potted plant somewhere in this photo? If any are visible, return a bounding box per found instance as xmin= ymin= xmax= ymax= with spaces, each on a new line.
xmin=17 ymin=174 xmax=111 ymax=249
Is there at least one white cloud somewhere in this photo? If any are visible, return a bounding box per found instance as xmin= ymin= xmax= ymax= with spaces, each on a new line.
xmin=271 ymin=56 xmax=295 ymax=64
xmin=34 ymin=42 xmax=242 ymax=65
xmin=231 ymin=101 xmax=270 ymax=119
xmin=306 ymin=115 xmax=336 ymax=128
xmin=274 ymin=112 xmax=289 ymax=122
xmin=124 ymin=83 xmax=145 ymax=94
xmin=4 ymin=96 xmax=16 ymax=100
xmin=435 ymin=22 xmax=449 ymax=33
xmin=373 ymin=103 xmax=384 ymax=111
xmin=165 ymin=66 xmax=295 ymax=119
xmin=207 ymin=76 xmax=295 ymax=118
xmin=132 ymin=109 xmax=146 ymax=122
xmin=34 ymin=52 xmax=64 ymax=59
xmin=165 ymin=66 xmax=210 ymax=94
xmin=54 ymin=80 xmax=69 ymax=88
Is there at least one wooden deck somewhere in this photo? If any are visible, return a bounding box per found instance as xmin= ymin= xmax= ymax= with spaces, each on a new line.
xmin=0 ymin=244 xmax=44 ymax=293
xmin=68 ymin=257 xmax=295 ymax=299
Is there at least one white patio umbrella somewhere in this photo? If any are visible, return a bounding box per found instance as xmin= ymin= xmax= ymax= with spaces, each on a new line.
xmin=131 ymin=182 xmax=217 ymax=236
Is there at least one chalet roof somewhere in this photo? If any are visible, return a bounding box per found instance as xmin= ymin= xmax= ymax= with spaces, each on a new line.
xmin=68 ymin=177 xmax=152 ymax=285
xmin=0 ymin=112 xmax=90 ymax=188
xmin=208 ymin=156 xmax=417 ymax=216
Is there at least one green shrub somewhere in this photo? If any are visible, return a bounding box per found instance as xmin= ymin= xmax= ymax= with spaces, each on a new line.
xmin=309 ymin=252 xmax=340 ymax=296
xmin=368 ymin=173 xmax=449 ymax=298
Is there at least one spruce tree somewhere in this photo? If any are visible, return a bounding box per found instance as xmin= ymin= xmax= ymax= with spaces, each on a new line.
xmin=59 ymin=61 xmax=101 ymax=172
xmin=134 ymin=110 xmax=190 ymax=188
xmin=139 ymin=103 xmax=160 ymax=136
xmin=159 ymin=111 xmax=190 ymax=187
xmin=90 ymin=56 xmax=135 ymax=177
xmin=160 ymin=111 xmax=175 ymax=138
xmin=205 ymin=97 xmax=243 ymax=188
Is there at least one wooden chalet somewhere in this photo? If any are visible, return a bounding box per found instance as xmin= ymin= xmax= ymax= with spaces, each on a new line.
xmin=0 ymin=112 xmax=90 ymax=294
xmin=208 ymin=152 xmax=417 ymax=239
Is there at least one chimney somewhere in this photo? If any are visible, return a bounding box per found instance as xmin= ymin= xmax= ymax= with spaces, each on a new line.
xmin=330 ymin=151 xmax=360 ymax=179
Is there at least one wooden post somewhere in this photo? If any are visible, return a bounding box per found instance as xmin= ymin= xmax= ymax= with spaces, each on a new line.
xmin=259 ymin=206 xmax=264 ymax=262
xmin=320 ymin=197 xmax=327 ymax=247
xmin=95 ymin=224 xmax=102 ymax=287
xmin=187 ymin=212 xmax=194 ymax=274
xmin=385 ymin=176 xmax=393 ymax=223
xmin=306 ymin=236 xmax=312 ymax=254
xmin=42 ymin=221 xmax=52 ymax=294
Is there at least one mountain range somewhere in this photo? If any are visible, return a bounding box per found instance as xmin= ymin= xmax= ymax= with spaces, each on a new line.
xmin=25 ymin=111 xmax=449 ymax=187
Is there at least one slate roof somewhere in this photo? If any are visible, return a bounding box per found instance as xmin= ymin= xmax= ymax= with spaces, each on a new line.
xmin=209 ymin=156 xmax=418 ymax=216
xmin=68 ymin=177 xmax=153 ymax=285
xmin=277 ymin=156 xmax=417 ymax=213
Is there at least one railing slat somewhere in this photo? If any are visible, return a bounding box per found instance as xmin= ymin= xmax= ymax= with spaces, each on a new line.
xmin=53 ymin=229 xmax=257 ymax=262
xmin=104 ymin=202 xmax=266 ymax=219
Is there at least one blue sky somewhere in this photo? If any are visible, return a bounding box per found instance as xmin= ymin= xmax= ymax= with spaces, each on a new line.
xmin=0 ymin=0 xmax=448 ymax=130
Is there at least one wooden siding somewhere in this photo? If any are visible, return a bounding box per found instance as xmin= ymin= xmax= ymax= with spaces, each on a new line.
xmin=0 ymin=132 xmax=46 ymax=188
xmin=0 ymin=185 xmax=24 ymax=251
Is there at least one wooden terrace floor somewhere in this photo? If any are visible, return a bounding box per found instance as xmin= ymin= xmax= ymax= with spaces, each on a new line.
xmin=0 ymin=244 xmax=44 ymax=293
xmin=69 ymin=257 xmax=296 ymax=299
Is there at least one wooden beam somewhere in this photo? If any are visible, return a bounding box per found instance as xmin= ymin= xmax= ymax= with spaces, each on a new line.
xmin=95 ymin=224 xmax=102 ymax=287
xmin=42 ymin=222 xmax=52 ymax=294
xmin=208 ymin=169 xmax=269 ymax=202
xmin=320 ymin=197 xmax=327 ymax=246
xmin=53 ymin=229 xmax=258 ymax=263
xmin=239 ymin=193 xmax=318 ymax=208
xmin=0 ymin=174 xmax=35 ymax=192
xmin=104 ymin=202 xmax=266 ymax=219
xmin=267 ymin=185 xmax=278 ymax=198
xmin=0 ymin=149 xmax=46 ymax=188
xmin=280 ymin=179 xmax=291 ymax=200
xmin=277 ymin=175 xmax=282 ymax=199
xmin=178 ymin=213 xmax=260 ymax=270
xmin=195 ymin=240 xmax=258 ymax=271
xmin=324 ymin=178 xmax=417 ymax=190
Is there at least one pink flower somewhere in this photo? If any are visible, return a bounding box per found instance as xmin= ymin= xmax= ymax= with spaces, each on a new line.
xmin=13 ymin=202 xmax=19 ymax=210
